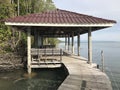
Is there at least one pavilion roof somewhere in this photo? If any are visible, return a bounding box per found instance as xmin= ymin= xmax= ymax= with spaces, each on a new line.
xmin=5 ymin=9 xmax=116 ymax=26
xmin=5 ymin=9 xmax=116 ymax=37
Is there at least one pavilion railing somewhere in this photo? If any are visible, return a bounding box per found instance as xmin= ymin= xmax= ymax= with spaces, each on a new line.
xmin=31 ymin=48 xmax=63 ymax=64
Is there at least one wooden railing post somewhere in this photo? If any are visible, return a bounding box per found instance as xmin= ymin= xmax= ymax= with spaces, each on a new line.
xmin=101 ymin=50 xmax=104 ymax=72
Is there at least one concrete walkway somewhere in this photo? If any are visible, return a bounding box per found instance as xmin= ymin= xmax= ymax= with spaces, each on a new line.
xmin=58 ymin=55 xmax=112 ymax=90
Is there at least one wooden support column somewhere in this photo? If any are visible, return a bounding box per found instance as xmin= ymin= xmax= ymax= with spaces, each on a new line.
xmin=68 ymin=34 xmax=70 ymax=51
xmin=34 ymin=30 xmax=38 ymax=48
xmin=88 ymin=27 xmax=92 ymax=64
xmin=72 ymin=32 xmax=74 ymax=54
xmin=65 ymin=36 xmax=67 ymax=50
xmin=38 ymin=35 xmax=43 ymax=47
xmin=77 ymin=33 xmax=80 ymax=56
xmin=27 ymin=27 xmax=31 ymax=74
xmin=34 ymin=31 xmax=43 ymax=48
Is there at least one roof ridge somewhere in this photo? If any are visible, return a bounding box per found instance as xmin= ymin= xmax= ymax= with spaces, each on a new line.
xmin=56 ymin=9 xmax=89 ymax=17
xmin=56 ymin=9 xmax=116 ymax=23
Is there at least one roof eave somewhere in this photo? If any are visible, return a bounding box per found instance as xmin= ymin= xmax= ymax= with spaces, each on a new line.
xmin=5 ymin=22 xmax=115 ymax=27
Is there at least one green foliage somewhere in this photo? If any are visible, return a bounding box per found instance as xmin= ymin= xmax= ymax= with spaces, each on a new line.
xmin=0 ymin=3 xmax=14 ymax=19
xmin=0 ymin=0 xmax=56 ymax=54
xmin=0 ymin=1 xmax=14 ymax=53
xmin=15 ymin=34 xmax=27 ymax=56
xmin=47 ymin=38 xmax=60 ymax=46
xmin=11 ymin=0 xmax=56 ymax=15
xmin=44 ymin=38 xmax=60 ymax=46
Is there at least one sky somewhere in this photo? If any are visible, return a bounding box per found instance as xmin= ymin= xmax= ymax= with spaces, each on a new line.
xmin=53 ymin=0 xmax=120 ymax=41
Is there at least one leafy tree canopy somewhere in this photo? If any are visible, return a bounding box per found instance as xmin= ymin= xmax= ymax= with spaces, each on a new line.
xmin=0 ymin=0 xmax=58 ymax=54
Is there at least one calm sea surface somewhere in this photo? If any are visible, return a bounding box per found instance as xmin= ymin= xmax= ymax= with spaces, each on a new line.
xmin=58 ymin=41 xmax=120 ymax=90
xmin=0 ymin=68 xmax=67 ymax=90
xmin=0 ymin=42 xmax=119 ymax=90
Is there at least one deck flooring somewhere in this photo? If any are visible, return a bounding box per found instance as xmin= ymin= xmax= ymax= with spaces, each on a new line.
xmin=58 ymin=55 xmax=112 ymax=90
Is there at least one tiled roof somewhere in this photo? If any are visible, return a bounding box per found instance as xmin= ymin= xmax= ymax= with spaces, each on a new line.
xmin=6 ymin=9 xmax=116 ymax=24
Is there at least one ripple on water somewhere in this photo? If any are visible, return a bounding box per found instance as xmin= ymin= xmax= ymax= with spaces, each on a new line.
xmin=0 ymin=67 xmax=68 ymax=90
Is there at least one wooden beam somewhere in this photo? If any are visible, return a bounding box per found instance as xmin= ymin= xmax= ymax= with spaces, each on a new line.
xmin=27 ymin=27 xmax=31 ymax=74
xmin=5 ymin=22 xmax=115 ymax=27
xmin=88 ymin=27 xmax=92 ymax=64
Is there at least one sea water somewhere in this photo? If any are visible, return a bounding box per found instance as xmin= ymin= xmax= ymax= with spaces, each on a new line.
xmin=58 ymin=41 xmax=120 ymax=90
xmin=0 ymin=42 xmax=119 ymax=90
xmin=0 ymin=68 xmax=68 ymax=90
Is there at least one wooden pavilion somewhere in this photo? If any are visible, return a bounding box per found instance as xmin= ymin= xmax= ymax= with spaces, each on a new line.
xmin=5 ymin=9 xmax=116 ymax=74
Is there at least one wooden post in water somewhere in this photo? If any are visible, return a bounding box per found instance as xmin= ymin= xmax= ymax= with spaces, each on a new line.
xmin=88 ymin=27 xmax=92 ymax=64
xmin=101 ymin=50 xmax=104 ymax=72
xmin=27 ymin=27 xmax=31 ymax=74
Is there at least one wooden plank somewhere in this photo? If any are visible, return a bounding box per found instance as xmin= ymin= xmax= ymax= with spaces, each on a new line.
xmin=31 ymin=60 xmax=61 ymax=64
xmin=31 ymin=64 xmax=62 ymax=68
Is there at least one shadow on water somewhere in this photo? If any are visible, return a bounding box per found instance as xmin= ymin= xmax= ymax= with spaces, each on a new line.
xmin=0 ymin=64 xmax=68 ymax=90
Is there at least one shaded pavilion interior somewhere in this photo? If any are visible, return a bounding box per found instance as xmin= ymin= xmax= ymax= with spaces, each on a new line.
xmin=5 ymin=9 xmax=116 ymax=74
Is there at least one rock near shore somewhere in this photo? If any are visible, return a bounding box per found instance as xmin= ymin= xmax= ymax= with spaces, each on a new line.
xmin=0 ymin=53 xmax=25 ymax=72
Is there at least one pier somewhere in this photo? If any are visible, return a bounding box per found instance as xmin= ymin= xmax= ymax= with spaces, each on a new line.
xmin=59 ymin=55 xmax=112 ymax=90
xmin=5 ymin=9 xmax=116 ymax=90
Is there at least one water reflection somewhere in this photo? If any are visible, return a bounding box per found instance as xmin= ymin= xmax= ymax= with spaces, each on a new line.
xmin=0 ymin=67 xmax=68 ymax=90
xmin=58 ymin=42 xmax=120 ymax=90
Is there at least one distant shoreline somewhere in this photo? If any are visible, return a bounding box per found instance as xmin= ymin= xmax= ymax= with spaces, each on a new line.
xmin=59 ymin=40 xmax=120 ymax=43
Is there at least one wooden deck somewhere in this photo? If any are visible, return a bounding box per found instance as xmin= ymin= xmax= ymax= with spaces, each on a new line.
xmin=30 ymin=49 xmax=112 ymax=90
xmin=58 ymin=55 xmax=112 ymax=90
